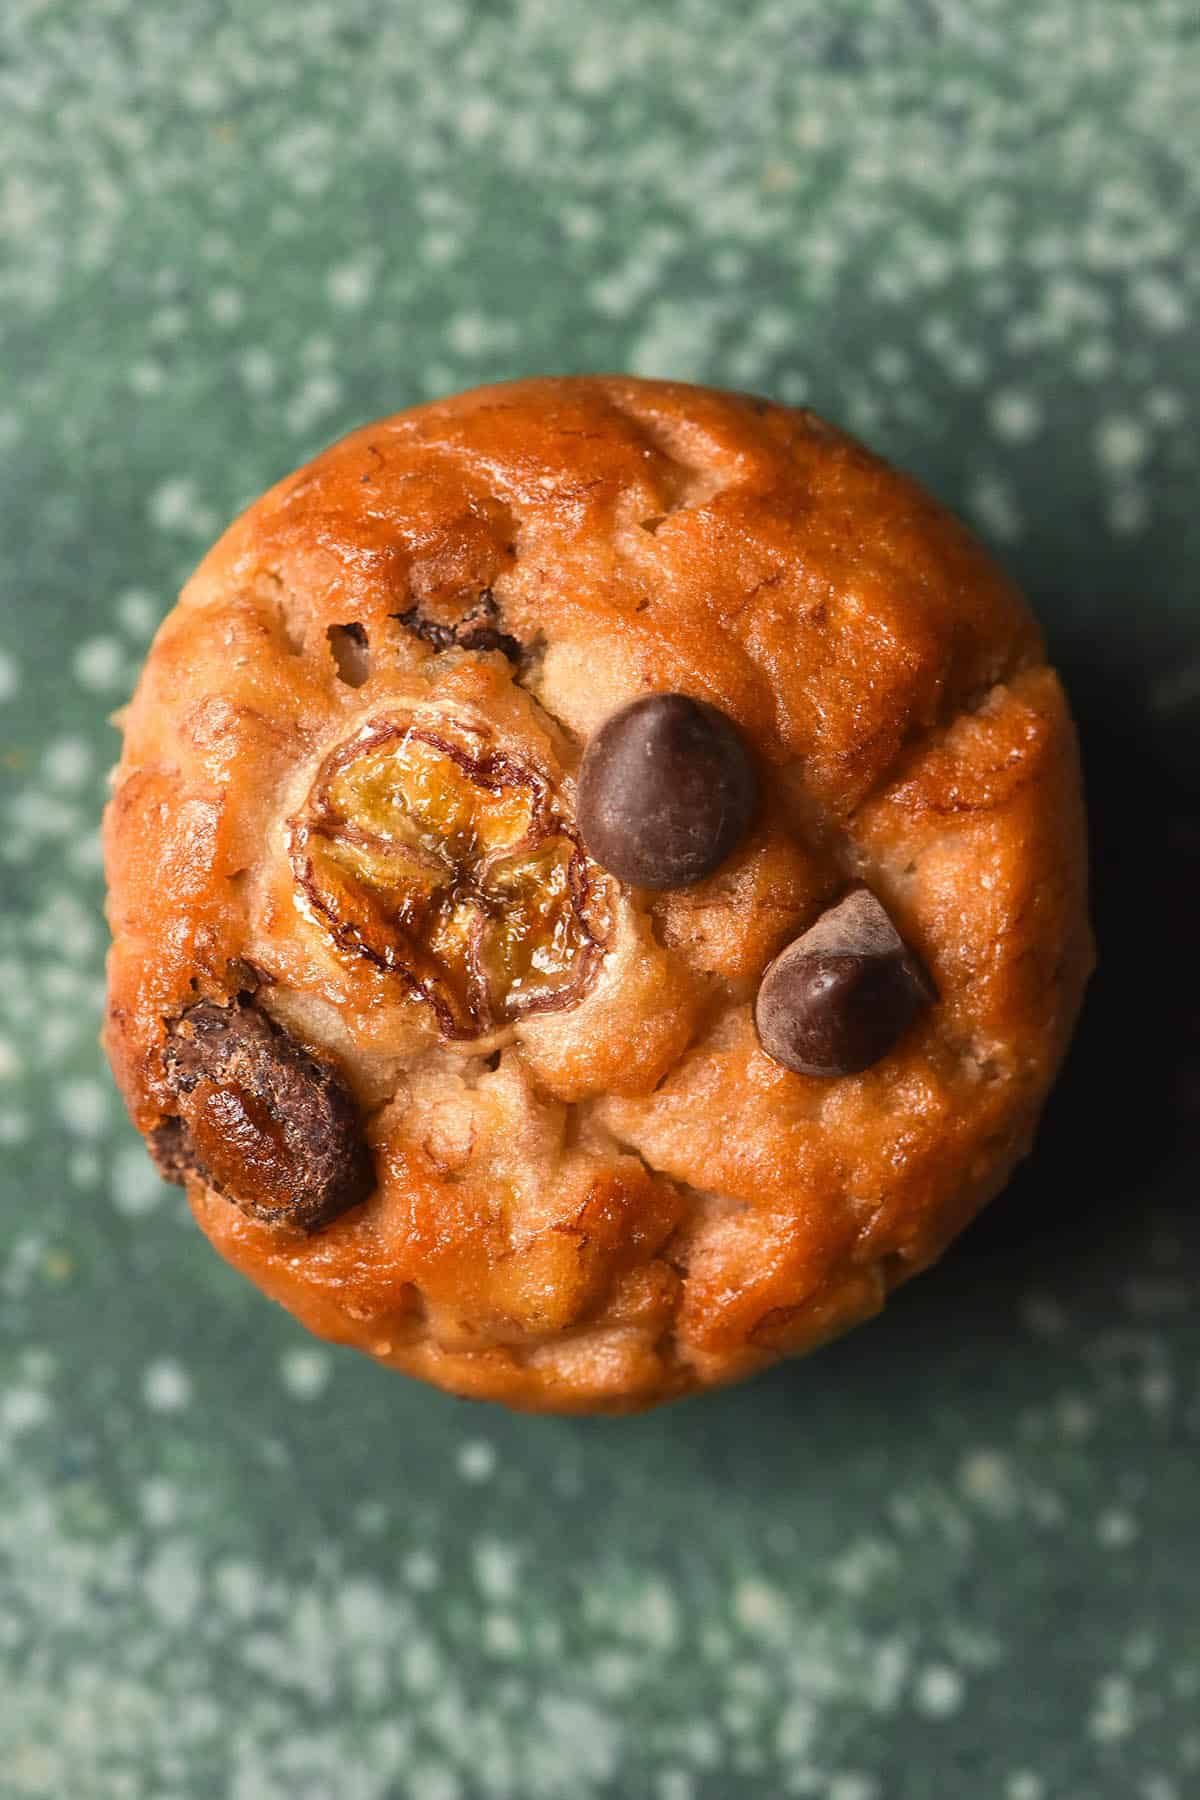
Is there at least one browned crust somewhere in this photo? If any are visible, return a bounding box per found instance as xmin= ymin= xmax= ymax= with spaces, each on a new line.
xmin=103 ymin=376 xmax=1093 ymax=1413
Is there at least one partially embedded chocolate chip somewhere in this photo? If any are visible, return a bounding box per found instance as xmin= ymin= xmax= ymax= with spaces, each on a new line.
xmin=157 ymin=997 xmax=373 ymax=1231
xmin=576 ymin=693 xmax=758 ymax=889
xmin=755 ymin=887 xmax=937 ymax=1077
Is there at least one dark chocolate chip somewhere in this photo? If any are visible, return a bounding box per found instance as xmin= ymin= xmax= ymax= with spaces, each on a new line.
xmin=158 ymin=997 xmax=373 ymax=1231
xmin=754 ymin=887 xmax=937 ymax=1077
xmin=395 ymin=589 xmax=521 ymax=662
xmin=576 ymin=693 xmax=758 ymax=889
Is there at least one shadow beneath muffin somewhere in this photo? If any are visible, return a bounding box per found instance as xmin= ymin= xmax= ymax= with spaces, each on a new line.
xmin=929 ymin=647 xmax=1198 ymax=1271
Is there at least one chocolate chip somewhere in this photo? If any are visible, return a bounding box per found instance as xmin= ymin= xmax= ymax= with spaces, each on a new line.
xmin=755 ymin=888 xmax=937 ymax=1077
xmin=576 ymin=693 xmax=758 ymax=889
xmin=157 ymin=997 xmax=373 ymax=1231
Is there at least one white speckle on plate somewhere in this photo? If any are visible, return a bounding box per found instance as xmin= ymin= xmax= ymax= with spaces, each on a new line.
xmin=865 ymin=1637 xmax=911 ymax=1713
xmin=1097 ymin=1509 xmax=1139 ymax=1550
xmin=403 ymin=1548 xmax=440 ymax=1590
xmin=483 ymin=1611 xmax=521 ymax=1657
xmin=116 ymin=589 xmax=160 ymax=638
xmin=473 ymin=1538 xmax=520 ymax=1602
xmin=774 ymin=1699 xmax=816 ymax=1758
xmin=1021 ymin=1291 xmax=1068 ymax=1338
xmin=0 ymin=650 xmax=18 ymax=702
xmin=0 ymin=1039 xmax=20 ymax=1080
xmin=128 ymin=359 xmax=167 ymax=396
xmin=57 ymin=1078 xmax=109 ymax=1138
xmin=286 ymin=372 xmax=343 ymax=436
xmin=628 ymin=1576 xmax=680 ymax=1653
xmin=148 ymin=476 xmax=217 ymax=537
xmin=537 ymin=1694 xmax=621 ymax=1782
xmin=446 ymin=310 xmax=490 ymax=356
xmin=829 ymin=1537 xmax=897 ymax=1597
xmin=1007 ymin=1775 xmax=1045 ymax=1800
xmin=149 ymin=303 xmax=189 ymax=343
xmin=1055 ymin=1394 xmax=1095 ymax=1440
xmin=988 ymin=388 xmax=1043 ymax=443
xmin=423 ymin=228 xmax=460 ymax=266
xmin=1108 ymin=488 xmax=1149 ymax=536
xmin=1090 ymin=1673 xmax=1137 ymax=1742
xmin=145 ymin=1539 xmax=202 ymax=1626
xmin=1095 ymin=415 xmax=1150 ymax=474
xmin=302 ymin=334 xmax=334 ymax=369
xmin=239 ymin=347 xmax=277 ymax=393
xmin=279 ymin=1346 xmax=332 ymax=1400
xmin=401 ymin=1636 xmax=441 ymax=1695
xmin=208 ymin=287 xmax=244 ymax=325
xmin=967 ymin=471 xmax=1024 ymax=543
xmin=679 ymin=1717 xmax=722 ymax=1768
xmin=408 ymin=1765 xmax=462 ymax=1800
xmin=0 ymin=1108 xmax=30 ymax=1144
xmin=69 ymin=828 xmax=105 ymax=873
xmin=68 ymin=1147 xmax=100 ymax=1187
xmin=1075 ymin=339 xmax=1115 ymax=378
xmin=181 ymin=67 xmax=226 ymax=111
xmin=2 ymin=1387 xmax=50 ymax=1433
xmin=143 ymin=1359 xmax=192 ymax=1413
xmin=828 ymin=1776 xmax=879 ymax=1800
xmin=914 ymin=1664 xmax=966 ymax=1719
xmin=214 ymin=1559 xmax=262 ymax=1619
xmin=326 ymin=257 xmax=377 ymax=310
xmin=139 ymin=1478 xmax=179 ymax=1527
xmin=73 ymin=636 xmax=126 ymax=692
xmin=42 ymin=735 xmax=92 ymax=789
xmin=110 ymin=1143 xmax=163 ymax=1216
xmin=733 ymin=1579 xmax=789 ymax=1640
xmin=456 ymin=1438 xmax=497 ymax=1483
xmin=1130 ymin=273 xmax=1186 ymax=333
xmin=874 ymin=346 xmax=911 ymax=384
xmin=958 ymin=1449 xmax=1019 ymax=1517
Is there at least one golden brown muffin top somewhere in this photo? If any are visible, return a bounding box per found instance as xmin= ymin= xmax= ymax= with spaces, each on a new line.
xmin=104 ymin=377 xmax=1092 ymax=1411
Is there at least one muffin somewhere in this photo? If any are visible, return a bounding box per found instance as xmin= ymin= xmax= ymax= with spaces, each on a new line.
xmin=104 ymin=376 xmax=1092 ymax=1413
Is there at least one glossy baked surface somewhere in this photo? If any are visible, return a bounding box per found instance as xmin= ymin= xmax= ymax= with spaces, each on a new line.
xmin=104 ymin=377 xmax=1091 ymax=1410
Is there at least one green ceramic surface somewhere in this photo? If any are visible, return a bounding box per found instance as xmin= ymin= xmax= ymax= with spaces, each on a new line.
xmin=1 ymin=3 xmax=1197 ymax=1795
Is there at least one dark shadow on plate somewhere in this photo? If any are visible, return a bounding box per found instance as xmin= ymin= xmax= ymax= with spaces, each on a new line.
xmin=923 ymin=641 xmax=1199 ymax=1273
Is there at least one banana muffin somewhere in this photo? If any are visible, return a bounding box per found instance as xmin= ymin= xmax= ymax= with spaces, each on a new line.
xmin=104 ymin=376 xmax=1092 ymax=1412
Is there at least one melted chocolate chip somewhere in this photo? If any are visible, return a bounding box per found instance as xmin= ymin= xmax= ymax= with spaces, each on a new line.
xmin=156 ymin=997 xmax=373 ymax=1231
xmin=396 ymin=589 xmax=521 ymax=662
xmin=576 ymin=693 xmax=758 ymax=889
xmin=755 ymin=888 xmax=937 ymax=1077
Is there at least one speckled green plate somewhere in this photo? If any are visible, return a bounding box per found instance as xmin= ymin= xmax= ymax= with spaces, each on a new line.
xmin=2 ymin=3 xmax=1198 ymax=1796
